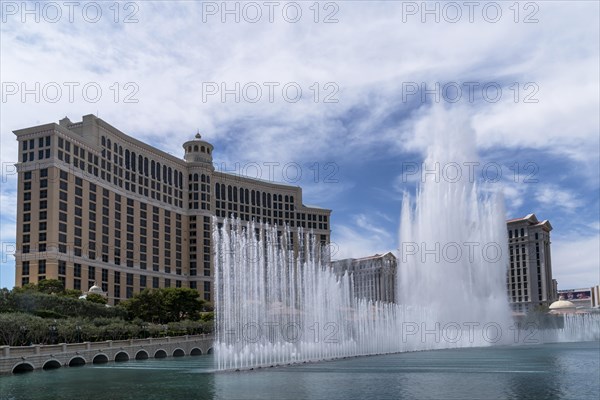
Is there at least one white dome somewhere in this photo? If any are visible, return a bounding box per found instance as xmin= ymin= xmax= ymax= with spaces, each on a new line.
xmin=549 ymin=299 xmax=576 ymax=310
xmin=88 ymin=284 xmax=104 ymax=294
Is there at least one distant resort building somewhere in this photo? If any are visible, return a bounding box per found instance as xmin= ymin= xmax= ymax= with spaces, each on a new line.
xmin=558 ymin=288 xmax=598 ymax=311
xmin=507 ymin=214 xmax=556 ymax=314
xmin=331 ymin=252 xmax=397 ymax=303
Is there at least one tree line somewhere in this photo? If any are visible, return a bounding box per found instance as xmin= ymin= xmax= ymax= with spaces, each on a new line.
xmin=0 ymin=280 xmax=213 ymax=346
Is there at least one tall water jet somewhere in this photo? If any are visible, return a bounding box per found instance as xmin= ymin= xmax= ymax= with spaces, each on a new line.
xmin=398 ymin=105 xmax=513 ymax=332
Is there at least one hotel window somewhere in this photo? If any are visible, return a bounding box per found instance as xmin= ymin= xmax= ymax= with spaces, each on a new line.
xmin=58 ymin=261 xmax=66 ymax=275
xmin=22 ymin=261 xmax=30 ymax=275
xmin=38 ymin=260 xmax=46 ymax=274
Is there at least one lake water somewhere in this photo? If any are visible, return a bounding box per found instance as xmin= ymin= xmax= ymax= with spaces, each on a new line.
xmin=1 ymin=342 xmax=598 ymax=400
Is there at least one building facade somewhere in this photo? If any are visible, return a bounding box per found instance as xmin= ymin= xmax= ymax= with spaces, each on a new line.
xmin=13 ymin=115 xmax=331 ymax=304
xmin=330 ymin=252 xmax=397 ymax=303
xmin=506 ymin=214 xmax=555 ymax=313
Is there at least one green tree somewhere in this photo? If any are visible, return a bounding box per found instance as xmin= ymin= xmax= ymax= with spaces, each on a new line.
xmin=86 ymin=293 xmax=108 ymax=305
xmin=37 ymin=279 xmax=65 ymax=295
xmin=163 ymin=288 xmax=204 ymax=322
xmin=120 ymin=289 xmax=166 ymax=323
xmin=64 ymin=289 xmax=83 ymax=299
xmin=120 ymin=288 xmax=206 ymax=323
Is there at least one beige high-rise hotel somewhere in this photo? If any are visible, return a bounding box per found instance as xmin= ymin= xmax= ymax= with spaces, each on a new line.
xmin=506 ymin=214 xmax=556 ymax=313
xmin=13 ymin=115 xmax=331 ymax=304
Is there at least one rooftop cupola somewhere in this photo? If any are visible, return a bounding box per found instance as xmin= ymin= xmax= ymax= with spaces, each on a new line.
xmin=183 ymin=131 xmax=214 ymax=165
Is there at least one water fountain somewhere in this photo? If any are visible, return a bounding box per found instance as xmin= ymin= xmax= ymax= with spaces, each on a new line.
xmin=213 ymin=219 xmax=492 ymax=371
xmin=398 ymin=106 xmax=513 ymax=337
xmin=213 ymin=107 xmax=599 ymax=371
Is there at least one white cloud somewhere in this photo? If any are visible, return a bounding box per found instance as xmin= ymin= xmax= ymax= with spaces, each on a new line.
xmin=333 ymin=224 xmax=394 ymax=261
xmin=535 ymin=184 xmax=582 ymax=213
xmin=552 ymin=234 xmax=600 ymax=289
xmin=332 ymin=213 xmax=395 ymax=260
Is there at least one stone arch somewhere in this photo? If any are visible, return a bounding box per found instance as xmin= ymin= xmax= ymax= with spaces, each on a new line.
xmin=173 ymin=348 xmax=185 ymax=357
xmin=42 ymin=359 xmax=61 ymax=370
xmin=68 ymin=356 xmax=86 ymax=367
xmin=135 ymin=350 xmax=149 ymax=360
xmin=207 ymin=348 xmax=214 ymax=354
xmin=115 ymin=351 xmax=130 ymax=362
xmin=154 ymin=349 xmax=167 ymax=359
xmin=92 ymin=354 xmax=109 ymax=364
xmin=12 ymin=362 xmax=34 ymax=374
xmin=190 ymin=348 xmax=202 ymax=356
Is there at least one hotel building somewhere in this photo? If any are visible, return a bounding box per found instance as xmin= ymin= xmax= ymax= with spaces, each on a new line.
xmin=13 ymin=115 xmax=331 ymax=304
xmin=506 ymin=214 xmax=556 ymax=313
xmin=330 ymin=252 xmax=397 ymax=303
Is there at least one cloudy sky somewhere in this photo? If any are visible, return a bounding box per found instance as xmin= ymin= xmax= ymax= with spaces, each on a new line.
xmin=1 ymin=1 xmax=598 ymax=289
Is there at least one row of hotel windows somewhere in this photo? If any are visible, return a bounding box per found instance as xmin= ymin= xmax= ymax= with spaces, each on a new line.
xmin=509 ymin=229 xmax=542 ymax=240
xmin=214 ymin=183 xmax=328 ymax=229
xmin=21 ymin=136 xmax=51 ymax=163
xmin=20 ymin=134 xmax=184 ymax=209
xmin=22 ymin=134 xmax=330 ymax=221
xmin=188 ymin=173 xmax=212 ymax=210
xmin=21 ymin=169 xmax=184 ymax=276
xmin=188 ymin=216 xmax=212 ymax=278
xmin=215 ymin=208 xmax=329 ymax=230
xmin=21 ymin=169 xmax=49 ymax=254
xmin=20 ymin=260 xmax=196 ymax=299
xmin=186 ymin=144 xmax=211 ymax=154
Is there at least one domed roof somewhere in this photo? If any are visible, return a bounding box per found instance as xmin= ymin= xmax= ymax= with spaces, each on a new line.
xmin=549 ymin=299 xmax=576 ymax=310
xmin=88 ymin=283 xmax=104 ymax=294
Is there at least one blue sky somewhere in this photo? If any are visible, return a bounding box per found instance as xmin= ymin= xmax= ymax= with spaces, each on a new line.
xmin=0 ymin=1 xmax=598 ymax=289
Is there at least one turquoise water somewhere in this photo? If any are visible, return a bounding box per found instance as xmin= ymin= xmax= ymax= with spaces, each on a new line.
xmin=1 ymin=342 xmax=598 ymax=400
